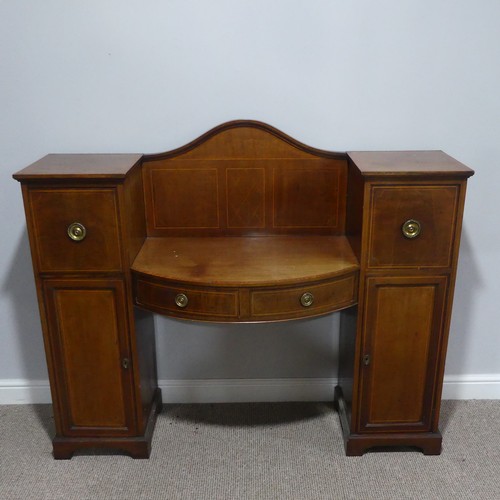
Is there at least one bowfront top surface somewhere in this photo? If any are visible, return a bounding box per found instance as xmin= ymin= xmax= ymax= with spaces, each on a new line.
xmin=131 ymin=235 xmax=359 ymax=287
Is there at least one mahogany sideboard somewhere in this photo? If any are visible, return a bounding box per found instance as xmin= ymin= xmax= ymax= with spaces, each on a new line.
xmin=13 ymin=121 xmax=474 ymax=458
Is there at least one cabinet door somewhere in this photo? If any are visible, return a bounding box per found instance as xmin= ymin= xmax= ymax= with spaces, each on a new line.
xmin=359 ymin=276 xmax=448 ymax=432
xmin=43 ymin=279 xmax=136 ymax=436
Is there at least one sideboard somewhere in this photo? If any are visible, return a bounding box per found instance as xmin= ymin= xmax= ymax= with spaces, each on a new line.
xmin=13 ymin=121 xmax=474 ymax=458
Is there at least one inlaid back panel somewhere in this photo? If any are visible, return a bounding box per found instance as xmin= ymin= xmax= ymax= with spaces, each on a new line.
xmin=142 ymin=123 xmax=347 ymax=236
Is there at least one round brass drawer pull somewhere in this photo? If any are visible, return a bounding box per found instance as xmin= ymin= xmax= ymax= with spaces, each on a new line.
xmin=402 ymin=219 xmax=421 ymax=239
xmin=67 ymin=222 xmax=86 ymax=242
xmin=300 ymin=292 xmax=314 ymax=307
xmin=175 ymin=293 xmax=189 ymax=308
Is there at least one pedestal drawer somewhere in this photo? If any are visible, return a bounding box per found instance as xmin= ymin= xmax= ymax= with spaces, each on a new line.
xmin=28 ymin=188 xmax=122 ymax=272
xmin=367 ymin=184 xmax=460 ymax=269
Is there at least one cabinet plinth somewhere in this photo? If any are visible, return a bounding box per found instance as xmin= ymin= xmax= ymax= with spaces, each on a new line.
xmin=13 ymin=122 xmax=473 ymax=458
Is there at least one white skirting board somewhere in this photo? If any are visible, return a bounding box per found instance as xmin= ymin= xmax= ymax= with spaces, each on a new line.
xmin=1 ymin=375 xmax=499 ymax=405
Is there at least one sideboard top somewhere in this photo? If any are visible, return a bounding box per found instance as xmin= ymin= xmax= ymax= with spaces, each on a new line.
xmin=13 ymin=154 xmax=143 ymax=181
xmin=13 ymin=124 xmax=475 ymax=183
xmin=348 ymin=151 xmax=474 ymax=178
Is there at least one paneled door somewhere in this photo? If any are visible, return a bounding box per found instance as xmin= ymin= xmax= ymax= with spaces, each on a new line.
xmin=358 ymin=275 xmax=448 ymax=432
xmin=43 ymin=279 xmax=137 ymax=436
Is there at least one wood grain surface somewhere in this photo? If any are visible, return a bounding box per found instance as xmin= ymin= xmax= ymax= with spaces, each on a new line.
xmin=132 ymin=235 xmax=359 ymax=286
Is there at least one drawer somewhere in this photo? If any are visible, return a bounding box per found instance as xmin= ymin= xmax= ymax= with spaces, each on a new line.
xmin=367 ymin=184 xmax=460 ymax=269
xmin=250 ymin=274 xmax=357 ymax=321
xmin=134 ymin=278 xmax=239 ymax=320
xmin=28 ymin=188 xmax=122 ymax=272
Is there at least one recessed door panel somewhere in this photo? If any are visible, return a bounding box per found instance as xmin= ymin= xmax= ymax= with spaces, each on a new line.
xmin=44 ymin=279 xmax=136 ymax=436
xmin=359 ymin=276 xmax=447 ymax=432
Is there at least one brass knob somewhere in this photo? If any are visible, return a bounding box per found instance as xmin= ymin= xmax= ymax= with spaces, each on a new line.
xmin=175 ymin=293 xmax=189 ymax=308
xmin=67 ymin=222 xmax=86 ymax=242
xmin=402 ymin=219 xmax=421 ymax=239
xmin=300 ymin=292 xmax=314 ymax=307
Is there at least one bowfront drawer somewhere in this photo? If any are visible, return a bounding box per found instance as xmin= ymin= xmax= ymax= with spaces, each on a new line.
xmin=134 ymin=278 xmax=239 ymax=320
xmin=250 ymin=274 xmax=358 ymax=321
xmin=28 ymin=188 xmax=122 ymax=272
xmin=367 ymin=184 xmax=460 ymax=269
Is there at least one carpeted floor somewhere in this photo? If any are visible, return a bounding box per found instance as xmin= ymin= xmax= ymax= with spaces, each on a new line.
xmin=0 ymin=400 xmax=499 ymax=499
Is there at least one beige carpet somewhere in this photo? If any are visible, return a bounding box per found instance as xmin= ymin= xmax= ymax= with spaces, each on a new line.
xmin=1 ymin=400 xmax=499 ymax=499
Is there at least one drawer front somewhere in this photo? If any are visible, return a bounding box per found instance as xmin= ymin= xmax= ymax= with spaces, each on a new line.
xmin=250 ymin=274 xmax=357 ymax=320
xmin=367 ymin=184 xmax=460 ymax=269
xmin=28 ymin=188 xmax=122 ymax=272
xmin=135 ymin=278 xmax=239 ymax=320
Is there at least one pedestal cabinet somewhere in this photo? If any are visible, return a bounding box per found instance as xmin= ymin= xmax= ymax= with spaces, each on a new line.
xmin=14 ymin=122 xmax=473 ymax=458
xmin=336 ymin=152 xmax=472 ymax=455
xmin=14 ymin=156 xmax=161 ymax=459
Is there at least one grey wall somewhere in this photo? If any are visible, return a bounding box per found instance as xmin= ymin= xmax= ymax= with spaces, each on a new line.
xmin=1 ymin=1 xmax=499 ymax=391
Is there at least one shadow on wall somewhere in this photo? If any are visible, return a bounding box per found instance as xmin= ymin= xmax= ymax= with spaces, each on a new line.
xmin=3 ymin=230 xmax=47 ymax=380
xmin=446 ymin=228 xmax=481 ymax=374
xmin=3 ymin=230 xmax=54 ymax=437
xmin=440 ymin=228 xmax=482 ymax=431
xmin=154 ymin=313 xmax=340 ymax=381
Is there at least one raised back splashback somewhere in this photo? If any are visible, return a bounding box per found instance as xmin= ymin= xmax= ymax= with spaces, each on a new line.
xmin=142 ymin=121 xmax=348 ymax=236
